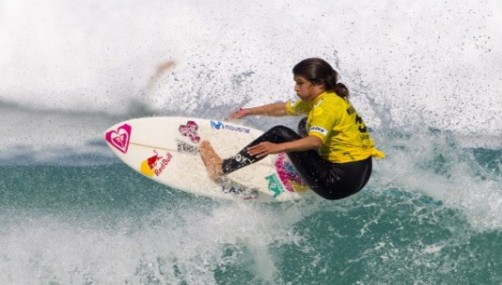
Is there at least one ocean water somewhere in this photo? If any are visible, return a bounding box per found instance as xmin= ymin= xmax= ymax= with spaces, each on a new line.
xmin=1 ymin=0 xmax=501 ymax=284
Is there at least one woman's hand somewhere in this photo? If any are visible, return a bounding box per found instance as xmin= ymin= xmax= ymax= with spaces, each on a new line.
xmin=227 ymin=108 xmax=250 ymax=120
xmin=247 ymin=142 xmax=283 ymax=158
xmin=227 ymin=102 xmax=288 ymax=120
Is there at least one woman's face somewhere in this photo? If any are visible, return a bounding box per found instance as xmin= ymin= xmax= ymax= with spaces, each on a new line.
xmin=293 ymin=75 xmax=325 ymax=101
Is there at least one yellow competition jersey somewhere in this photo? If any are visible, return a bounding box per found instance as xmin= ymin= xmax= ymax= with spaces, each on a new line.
xmin=285 ymin=91 xmax=384 ymax=163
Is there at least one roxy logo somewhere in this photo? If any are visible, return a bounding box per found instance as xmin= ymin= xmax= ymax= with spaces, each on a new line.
xmin=210 ymin=120 xmax=250 ymax=133
xmin=265 ymin=174 xmax=284 ymax=198
xmin=232 ymin=154 xmax=253 ymax=165
xmin=105 ymin=123 xmax=131 ymax=154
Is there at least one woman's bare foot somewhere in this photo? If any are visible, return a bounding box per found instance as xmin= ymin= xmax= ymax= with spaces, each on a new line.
xmin=199 ymin=140 xmax=223 ymax=181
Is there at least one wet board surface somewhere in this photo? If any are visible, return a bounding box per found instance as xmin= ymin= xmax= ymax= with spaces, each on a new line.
xmin=104 ymin=117 xmax=313 ymax=202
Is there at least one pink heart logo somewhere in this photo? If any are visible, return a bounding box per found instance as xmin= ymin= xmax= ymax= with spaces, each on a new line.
xmin=105 ymin=123 xmax=132 ymax=154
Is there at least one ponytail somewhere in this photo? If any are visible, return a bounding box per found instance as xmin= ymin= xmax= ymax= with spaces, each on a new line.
xmin=333 ymin=82 xmax=349 ymax=99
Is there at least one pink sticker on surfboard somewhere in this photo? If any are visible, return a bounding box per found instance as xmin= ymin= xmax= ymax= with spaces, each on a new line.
xmin=274 ymin=153 xmax=308 ymax=192
xmin=178 ymin=120 xmax=200 ymax=143
xmin=105 ymin=123 xmax=132 ymax=154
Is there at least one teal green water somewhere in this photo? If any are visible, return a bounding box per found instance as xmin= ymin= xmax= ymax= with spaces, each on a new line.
xmin=1 ymin=146 xmax=500 ymax=284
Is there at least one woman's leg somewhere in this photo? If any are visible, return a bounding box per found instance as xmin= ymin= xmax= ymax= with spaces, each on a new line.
xmin=319 ymin=157 xmax=372 ymax=200
xmin=219 ymin=126 xmax=342 ymax=199
xmin=200 ymin=125 xmax=340 ymax=197
xmin=220 ymin=125 xmax=302 ymax=174
xmin=221 ymin=117 xmax=308 ymax=173
xmin=200 ymin=124 xmax=372 ymax=200
xmin=297 ymin=117 xmax=308 ymax=137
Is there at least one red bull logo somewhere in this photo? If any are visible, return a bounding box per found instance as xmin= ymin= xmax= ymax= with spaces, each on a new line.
xmin=140 ymin=150 xmax=173 ymax=177
xmin=105 ymin=124 xmax=131 ymax=154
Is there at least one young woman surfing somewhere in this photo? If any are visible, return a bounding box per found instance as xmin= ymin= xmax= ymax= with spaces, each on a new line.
xmin=200 ymin=58 xmax=384 ymax=200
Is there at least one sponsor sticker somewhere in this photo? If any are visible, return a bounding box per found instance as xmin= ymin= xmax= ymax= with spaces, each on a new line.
xmin=221 ymin=185 xmax=258 ymax=200
xmin=274 ymin=153 xmax=308 ymax=193
xmin=309 ymin=125 xmax=328 ymax=136
xmin=176 ymin=140 xmax=199 ymax=155
xmin=105 ymin=123 xmax=131 ymax=154
xmin=219 ymin=178 xmax=259 ymax=200
xmin=265 ymin=173 xmax=284 ymax=198
xmin=210 ymin=120 xmax=250 ymax=133
xmin=140 ymin=150 xmax=173 ymax=177
xmin=179 ymin=121 xmax=200 ymax=143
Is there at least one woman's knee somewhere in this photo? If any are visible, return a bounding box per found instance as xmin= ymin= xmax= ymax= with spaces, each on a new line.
xmin=268 ymin=125 xmax=299 ymax=140
xmin=297 ymin=117 xmax=308 ymax=137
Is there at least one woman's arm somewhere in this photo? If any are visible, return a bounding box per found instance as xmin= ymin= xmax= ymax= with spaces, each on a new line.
xmin=228 ymin=102 xmax=288 ymax=119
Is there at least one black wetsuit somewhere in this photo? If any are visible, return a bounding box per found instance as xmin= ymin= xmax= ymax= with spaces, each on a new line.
xmin=221 ymin=119 xmax=372 ymax=200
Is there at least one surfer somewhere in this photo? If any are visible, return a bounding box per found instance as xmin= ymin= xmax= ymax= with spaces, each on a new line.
xmin=200 ymin=58 xmax=384 ymax=200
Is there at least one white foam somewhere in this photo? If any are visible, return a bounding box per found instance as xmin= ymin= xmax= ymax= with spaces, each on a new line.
xmin=0 ymin=202 xmax=311 ymax=284
xmin=371 ymin=130 xmax=502 ymax=231
xmin=0 ymin=0 xmax=500 ymax=247
xmin=1 ymin=0 xmax=501 ymax=135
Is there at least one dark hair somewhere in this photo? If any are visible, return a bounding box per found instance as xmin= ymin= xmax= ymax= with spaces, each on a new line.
xmin=292 ymin=58 xmax=349 ymax=99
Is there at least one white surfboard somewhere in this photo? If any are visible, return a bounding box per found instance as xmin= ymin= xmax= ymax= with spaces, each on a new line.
xmin=104 ymin=117 xmax=313 ymax=202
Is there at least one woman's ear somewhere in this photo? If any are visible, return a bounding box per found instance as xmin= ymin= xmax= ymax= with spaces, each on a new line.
xmin=313 ymin=81 xmax=326 ymax=91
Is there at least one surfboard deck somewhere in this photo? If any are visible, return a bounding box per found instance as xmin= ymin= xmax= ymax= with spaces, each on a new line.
xmin=104 ymin=117 xmax=313 ymax=202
